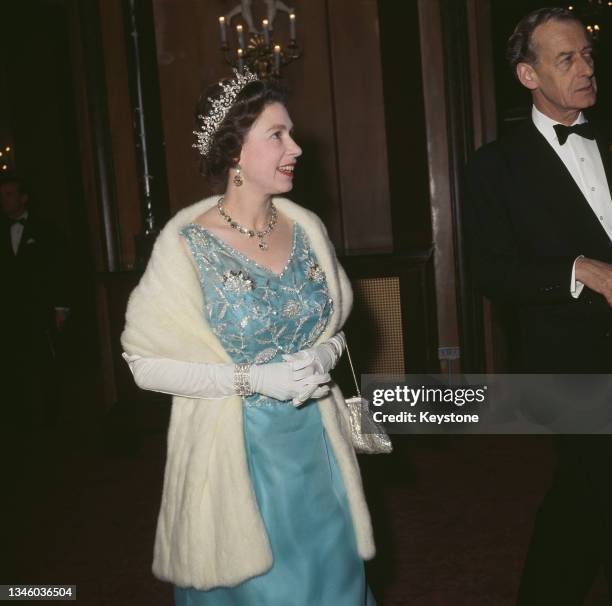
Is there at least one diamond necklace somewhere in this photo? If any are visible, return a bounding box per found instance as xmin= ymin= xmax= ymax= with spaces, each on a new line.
xmin=217 ymin=197 xmax=278 ymax=251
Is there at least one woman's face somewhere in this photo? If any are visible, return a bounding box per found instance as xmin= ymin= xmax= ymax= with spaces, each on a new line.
xmin=237 ymin=102 xmax=302 ymax=196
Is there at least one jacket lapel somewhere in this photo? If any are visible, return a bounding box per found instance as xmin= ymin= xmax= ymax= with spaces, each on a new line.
xmin=16 ymin=219 xmax=30 ymax=257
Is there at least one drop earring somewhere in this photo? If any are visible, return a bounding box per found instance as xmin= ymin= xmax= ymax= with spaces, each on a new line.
xmin=233 ymin=165 xmax=243 ymax=187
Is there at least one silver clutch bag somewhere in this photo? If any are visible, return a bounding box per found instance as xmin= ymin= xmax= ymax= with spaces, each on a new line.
xmin=345 ymin=343 xmax=392 ymax=455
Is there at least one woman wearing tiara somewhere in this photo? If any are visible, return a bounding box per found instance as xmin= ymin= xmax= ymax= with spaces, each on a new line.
xmin=121 ymin=70 xmax=377 ymax=605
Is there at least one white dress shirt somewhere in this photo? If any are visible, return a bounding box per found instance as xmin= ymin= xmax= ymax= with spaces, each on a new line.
xmin=531 ymin=106 xmax=612 ymax=298
xmin=10 ymin=210 xmax=28 ymax=255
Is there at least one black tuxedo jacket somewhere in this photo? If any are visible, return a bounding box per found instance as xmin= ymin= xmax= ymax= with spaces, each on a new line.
xmin=0 ymin=213 xmax=70 ymax=338
xmin=465 ymin=118 xmax=612 ymax=372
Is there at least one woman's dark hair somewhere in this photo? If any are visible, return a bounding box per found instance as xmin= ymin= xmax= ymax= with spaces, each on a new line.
xmin=196 ymin=78 xmax=288 ymax=185
xmin=506 ymin=7 xmax=583 ymax=78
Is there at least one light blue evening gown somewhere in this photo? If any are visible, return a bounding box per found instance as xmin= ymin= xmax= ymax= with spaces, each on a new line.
xmin=176 ymin=222 xmax=376 ymax=606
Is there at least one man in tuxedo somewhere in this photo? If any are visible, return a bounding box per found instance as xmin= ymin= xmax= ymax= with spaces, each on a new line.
xmin=466 ymin=7 xmax=612 ymax=605
xmin=1 ymin=174 xmax=70 ymax=426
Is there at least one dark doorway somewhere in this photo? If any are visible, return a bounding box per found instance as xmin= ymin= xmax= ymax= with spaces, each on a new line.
xmin=2 ymin=2 xmax=102 ymax=581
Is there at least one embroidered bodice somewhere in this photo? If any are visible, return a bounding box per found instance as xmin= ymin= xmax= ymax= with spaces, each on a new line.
xmin=180 ymin=222 xmax=333 ymax=405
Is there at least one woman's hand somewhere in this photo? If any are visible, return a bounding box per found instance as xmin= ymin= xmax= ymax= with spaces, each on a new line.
xmin=249 ymin=357 xmax=330 ymax=403
xmin=283 ymin=332 xmax=346 ymax=374
xmin=280 ymin=332 xmax=346 ymax=405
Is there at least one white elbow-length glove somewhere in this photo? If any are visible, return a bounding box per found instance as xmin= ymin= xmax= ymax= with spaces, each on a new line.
xmin=122 ymin=352 xmax=330 ymax=402
xmin=282 ymin=331 xmax=346 ymax=405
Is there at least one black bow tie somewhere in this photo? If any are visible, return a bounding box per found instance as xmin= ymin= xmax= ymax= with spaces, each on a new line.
xmin=9 ymin=218 xmax=26 ymax=227
xmin=553 ymin=122 xmax=596 ymax=145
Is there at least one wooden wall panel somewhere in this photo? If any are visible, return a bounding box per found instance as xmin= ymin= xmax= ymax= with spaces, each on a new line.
xmin=418 ymin=0 xmax=461 ymax=373
xmin=282 ymin=0 xmax=342 ymax=246
xmin=153 ymin=0 xmax=220 ymax=216
xmin=327 ymin=0 xmax=392 ymax=253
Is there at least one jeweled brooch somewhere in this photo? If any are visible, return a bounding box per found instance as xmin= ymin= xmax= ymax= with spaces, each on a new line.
xmin=305 ymin=261 xmax=325 ymax=282
xmin=222 ymin=270 xmax=255 ymax=293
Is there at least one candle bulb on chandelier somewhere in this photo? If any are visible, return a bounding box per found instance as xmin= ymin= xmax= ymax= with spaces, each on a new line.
xmin=236 ymin=24 xmax=245 ymax=49
xmin=289 ymin=13 xmax=296 ymax=42
xmin=262 ymin=19 xmax=270 ymax=45
xmin=273 ymin=45 xmax=281 ymax=75
xmin=237 ymin=48 xmax=244 ymax=71
xmin=219 ymin=16 xmax=227 ymax=46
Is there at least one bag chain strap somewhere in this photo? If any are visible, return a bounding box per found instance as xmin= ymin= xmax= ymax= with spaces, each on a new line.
xmin=345 ymin=341 xmax=361 ymax=397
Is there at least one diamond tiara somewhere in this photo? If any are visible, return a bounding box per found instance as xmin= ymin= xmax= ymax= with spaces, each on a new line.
xmin=193 ymin=68 xmax=259 ymax=157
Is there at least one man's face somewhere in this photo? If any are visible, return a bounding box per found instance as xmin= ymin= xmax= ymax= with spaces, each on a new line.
xmin=0 ymin=182 xmax=28 ymax=218
xmin=522 ymin=19 xmax=597 ymax=118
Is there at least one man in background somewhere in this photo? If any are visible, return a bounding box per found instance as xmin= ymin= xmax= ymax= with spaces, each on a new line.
xmin=1 ymin=174 xmax=70 ymax=427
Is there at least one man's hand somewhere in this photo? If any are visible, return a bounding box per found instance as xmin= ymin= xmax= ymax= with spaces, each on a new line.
xmin=575 ymin=258 xmax=612 ymax=306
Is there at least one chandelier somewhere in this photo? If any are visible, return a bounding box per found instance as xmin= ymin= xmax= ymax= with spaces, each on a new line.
xmin=217 ymin=1 xmax=301 ymax=79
